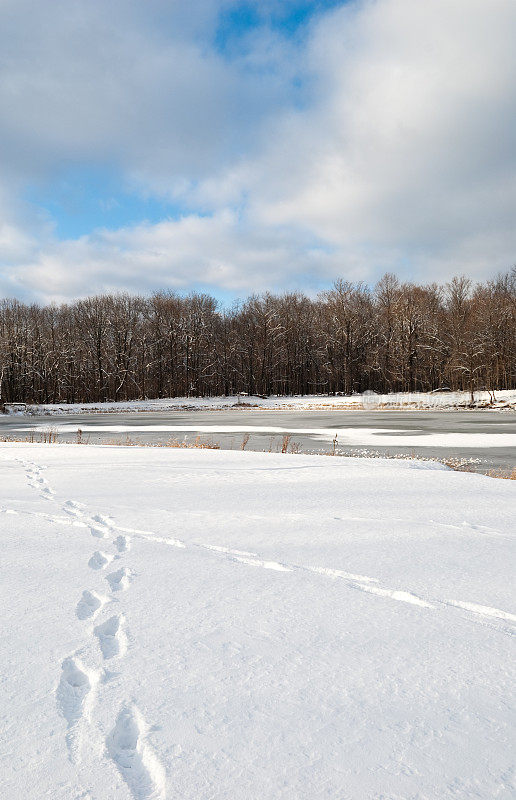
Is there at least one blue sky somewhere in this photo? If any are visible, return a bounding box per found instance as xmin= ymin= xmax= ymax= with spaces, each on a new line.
xmin=0 ymin=0 xmax=514 ymax=303
xmin=26 ymin=165 xmax=182 ymax=240
xmin=215 ymin=1 xmax=344 ymax=46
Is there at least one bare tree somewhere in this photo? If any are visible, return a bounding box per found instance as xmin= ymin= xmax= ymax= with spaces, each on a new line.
xmin=0 ymin=270 xmax=513 ymax=403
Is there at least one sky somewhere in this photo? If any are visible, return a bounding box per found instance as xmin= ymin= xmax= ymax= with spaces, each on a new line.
xmin=0 ymin=0 xmax=515 ymax=304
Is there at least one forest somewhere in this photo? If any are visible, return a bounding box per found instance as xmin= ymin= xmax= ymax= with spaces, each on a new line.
xmin=0 ymin=271 xmax=514 ymax=404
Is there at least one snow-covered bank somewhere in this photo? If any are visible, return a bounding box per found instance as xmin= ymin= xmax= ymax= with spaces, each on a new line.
xmin=1 ymin=444 xmax=515 ymax=799
xmin=18 ymin=388 xmax=516 ymax=415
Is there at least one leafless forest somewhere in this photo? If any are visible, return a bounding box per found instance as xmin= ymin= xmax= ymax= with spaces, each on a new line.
xmin=1 ymin=272 xmax=514 ymax=404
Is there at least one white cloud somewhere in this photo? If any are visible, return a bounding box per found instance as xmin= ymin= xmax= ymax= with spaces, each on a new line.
xmin=247 ymin=0 xmax=516 ymax=266
xmin=0 ymin=0 xmax=290 ymax=186
xmin=0 ymin=0 xmax=514 ymax=301
xmin=2 ymin=212 xmax=349 ymax=303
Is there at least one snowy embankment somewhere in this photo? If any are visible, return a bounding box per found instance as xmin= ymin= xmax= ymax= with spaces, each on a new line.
xmin=1 ymin=444 xmax=515 ymax=799
xmin=21 ymin=388 xmax=516 ymax=415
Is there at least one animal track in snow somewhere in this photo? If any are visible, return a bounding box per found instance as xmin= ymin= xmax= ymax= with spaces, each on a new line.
xmin=233 ymin=555 xmax=292 ymax=572
xmin=306 ymin=564 xmax=515 ymax=623
xmin=125 ymin=532 xmax=185 ymax=549
xmin=443 ymin=599 xmax=516 ymax=623
xmin=88 ymin=550 xmax=114 ymax=570
xmin=106 ymin=567 xmax=134 ymax=592
xmin=354 ymin=583 xmax=433 ymax=608
xmin=0 ymin=506 xmax=87 ymax=528
xmin=307 ymin=564 xmax=433 ymax=607
xmin=306 ymin=566 xmax=432 ymax=607
xmin=308 ymin=566 xmax=378 ymax=583
xmin=56 ymin=657 xmax=99 ymax=763
xmin=76 ymin=590 xmax=108 ymax=620
xmin=94 ymin=615 xmax=127 ymax=659
xmin=150 ymin=535 xmax=185 ymax=548
xmin=144 ymin=535 xmax=185 ymax=548
xmin=107 ymin=706 xmax=166 ymax=800
xmin=202 ymin=544 xmax=257 ymax=557
xmin=112 ymin=524 xmax=185 ymax=548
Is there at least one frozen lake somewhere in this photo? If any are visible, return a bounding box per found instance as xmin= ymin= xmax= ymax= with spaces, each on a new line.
xmin=2 ymin=408 xmax=515 ymax=474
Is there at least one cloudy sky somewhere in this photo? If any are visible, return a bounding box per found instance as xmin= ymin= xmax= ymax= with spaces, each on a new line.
xmin=1 ymin=0 xmax=514 ymax=303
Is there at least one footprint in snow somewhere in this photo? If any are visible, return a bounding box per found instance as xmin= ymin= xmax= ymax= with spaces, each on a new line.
xmin=94 ymin=615 xmax=127 ymax=660
xmin=88 ymin=551 xmax=114 ymax=570
xmin=63 ymin=500 xmax=84 ymax=517
xmin=107 ymin=705 xmax=166 ymax=800
xmin=56 ymin=657 xmax=99 ymax=763
xmin=91 ymin=513 xmax=113 ymax=527
xmin=76 ymin=590 xmax=108 ymax=620
xmin=90 ymin=524 xmax=110 ymax=539
xmin=114 ymin=535 xmax=131 ymax=553
xmin=106 ymin=567 xmax=134 ymax=592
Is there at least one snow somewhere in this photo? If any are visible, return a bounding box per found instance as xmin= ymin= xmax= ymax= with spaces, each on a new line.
xmin=20 ymin=388 xmax=516 ymax=415
xmin=0 ymin=443 xmax=515 ymax=799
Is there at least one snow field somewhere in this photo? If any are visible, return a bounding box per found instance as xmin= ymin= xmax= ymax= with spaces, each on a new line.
xmin=0 ymin=443 xmax=514 ymax=799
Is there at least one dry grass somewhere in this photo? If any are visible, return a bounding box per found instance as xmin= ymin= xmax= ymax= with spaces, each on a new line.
xmin=166 ymin=435 xmax=220 ymax=450
xmin=43 ymin=428 xmax=59 ymax=443
xmin=105 ymin=434 xmax=220 ymax=450
xmin=440 ymin=457 xmax=479 ymax=473
xmin=0 ymin=428 xmax=60 ymax=444
xmin=0 ymin=432 xmax=219 ymax=450
xmin=486 ymin=467 xmax=516 ymax=480
xmin=281 ymin=434 xmax=291 ymax=453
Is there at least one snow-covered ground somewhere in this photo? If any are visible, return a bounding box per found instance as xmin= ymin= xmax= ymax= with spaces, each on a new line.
xmin=19 ymin=388 xmax=516 ymax=415
xmin=1 ymin=443 xmax=515 ymax=799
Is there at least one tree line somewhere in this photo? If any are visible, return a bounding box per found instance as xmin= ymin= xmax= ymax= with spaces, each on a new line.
xmin=0 ymin=271 xmax=514 ymax=404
